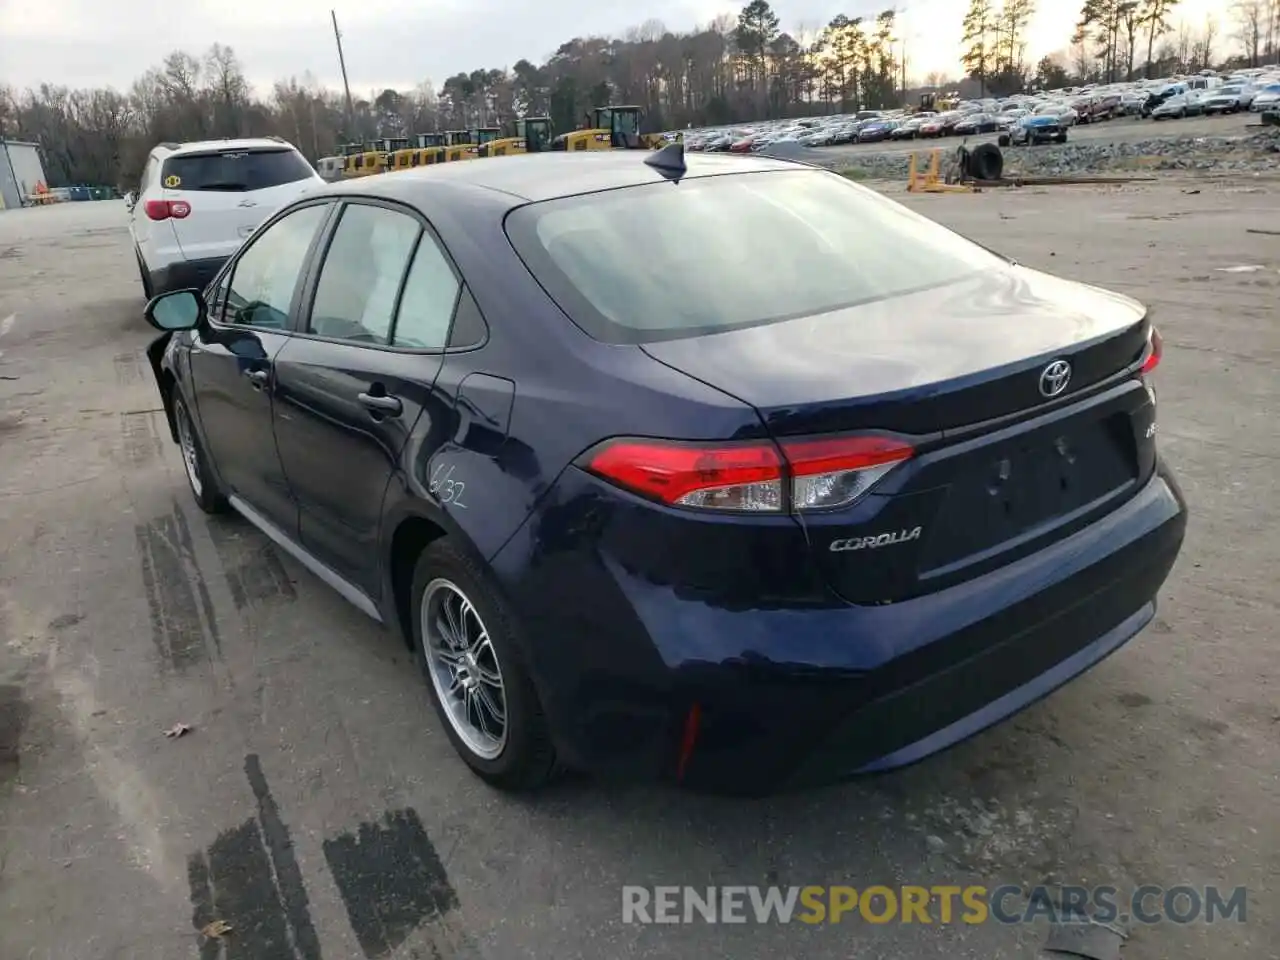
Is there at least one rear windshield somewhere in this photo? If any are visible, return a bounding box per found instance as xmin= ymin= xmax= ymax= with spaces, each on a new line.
xmin=504 ymin=169 xmax=1006 ymax=344
xmin=161 ymin=147 xmax=314 ymax=192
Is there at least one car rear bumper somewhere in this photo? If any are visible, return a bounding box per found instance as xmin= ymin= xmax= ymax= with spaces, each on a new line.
xmin=493 ymin=460 xmax=1186 ymax=794
xmin=149 ymin=256 xmax=227 ymax=296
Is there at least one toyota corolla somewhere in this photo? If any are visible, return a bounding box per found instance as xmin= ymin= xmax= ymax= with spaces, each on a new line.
xmin=141 ymin=147 xmax=1186 ymax=795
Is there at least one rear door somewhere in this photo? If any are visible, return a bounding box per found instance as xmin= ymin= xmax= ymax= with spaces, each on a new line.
xmin=272 ymin=200 xmax=459 ymax=596
xmin=160 ymin=146 xmax=318 ymax=263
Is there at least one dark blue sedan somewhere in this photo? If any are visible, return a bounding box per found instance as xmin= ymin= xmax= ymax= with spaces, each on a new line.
xmin=142 ymin=146 xmax=1186 ymax=794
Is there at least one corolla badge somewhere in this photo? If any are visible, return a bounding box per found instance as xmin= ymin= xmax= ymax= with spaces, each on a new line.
xmin=1038 ymin=359 xmax=1072 ymax=398
xmin=830 ymin=527 xmax=923 ymax=552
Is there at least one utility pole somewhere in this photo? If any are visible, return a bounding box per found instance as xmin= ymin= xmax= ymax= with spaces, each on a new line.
xmin=331 ymin=10 xmax=356 ymax=138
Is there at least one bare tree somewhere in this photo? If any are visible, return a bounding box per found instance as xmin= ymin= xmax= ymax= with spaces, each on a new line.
xmin=1190 ymin=14 xmax=1219 ymax=69
xmin=0 ymin=4 xmax=916 ymax=189
xmin=1263 ymin=0 xmax=1279 ymax=61
xmin=204 ymin=44 xmax=250 ymax=137
xmin=1232 ymin=0 xmax=1265 ymax=65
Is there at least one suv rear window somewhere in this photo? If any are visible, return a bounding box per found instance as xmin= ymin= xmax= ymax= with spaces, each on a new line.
xmin=161 ymin=147 xmax=314 ymax=192
xmin=504 ymin=169 xmax=1005 ymax=344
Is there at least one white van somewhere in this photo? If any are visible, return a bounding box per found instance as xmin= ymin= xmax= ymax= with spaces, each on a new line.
xmin=1186 ymin=76 xmax=1222 ymax=92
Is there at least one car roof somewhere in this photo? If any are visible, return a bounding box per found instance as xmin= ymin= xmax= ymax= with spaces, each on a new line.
xmin=313 ymin=150 xmax=813 ymax=206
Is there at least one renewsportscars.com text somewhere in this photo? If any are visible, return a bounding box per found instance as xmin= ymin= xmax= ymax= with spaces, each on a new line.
xmin=622 ymin=885 xmax=1247 ymax=926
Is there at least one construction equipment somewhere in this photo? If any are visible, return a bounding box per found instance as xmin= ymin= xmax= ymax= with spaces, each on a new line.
xmin=389 ymin=133 xmax=455 ymax=170
xmin=344 ymin=147 xmax=382 ymax=179
xmin=344 ymin=137 xmax=407 ymax=178
xmin=390 ymin=143 xmax=419 ymax=172
xmin=551 ymin=106 xmax=663 ymax=151
xmin=476 ymin=117 xmax=554 ymax=157
xmin=441 ymin=130 xmax=476 ymax=162
xmin=915 ymin=92 xmax=960 ymax=114
xmin=410 ymin=133 xmax=448 ymax=167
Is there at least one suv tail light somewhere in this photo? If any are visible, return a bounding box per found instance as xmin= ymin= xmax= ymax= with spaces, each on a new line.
xmin=581 ymin=434 xmax=915 ymax=513
xmin=144 ymin=199 xmax=191 ymax=221
xmin=1139 ymin=325 xmax=1162 ymax=374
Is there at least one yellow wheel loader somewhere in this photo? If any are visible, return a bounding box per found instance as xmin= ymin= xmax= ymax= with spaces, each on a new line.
xmin=441 ymin=130 xmax=476 ymax=162
xmin=339 ymin=142 xmax=368 ymax=179
xmin=551 ymin=106 xmax=664 ymax=152
xmin=476 ymin=117 xmax=554 ymax=157
xmin=407 ymin=133 xmax=447 ymax=166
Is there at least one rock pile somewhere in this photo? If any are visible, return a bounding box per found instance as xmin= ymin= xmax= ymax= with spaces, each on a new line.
xmin=832 ymin=129 xmax=1280 ymax=180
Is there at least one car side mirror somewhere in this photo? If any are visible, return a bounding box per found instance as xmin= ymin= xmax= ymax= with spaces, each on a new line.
xmin=145 ymin=289 xmax=206 ymax=332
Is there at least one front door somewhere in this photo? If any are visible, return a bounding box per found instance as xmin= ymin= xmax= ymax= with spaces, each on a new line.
xmin=273 ymin=200 xmax=461 ymax=595
xmin=187 ymin=201 xmax=332 ymax=532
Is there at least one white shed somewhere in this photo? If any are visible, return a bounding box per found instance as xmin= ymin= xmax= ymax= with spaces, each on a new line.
xmin=0 ymin=140 xmax=48 ymax=210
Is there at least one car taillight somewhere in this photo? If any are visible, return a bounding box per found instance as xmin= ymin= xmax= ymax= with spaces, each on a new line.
xmin=582 ymin=434 xmax=915 ymax=513
xmin=584 ymin=439 xmax=784 ymax=511
xmin=1139 ymin=325 xmax=1162 ymax=374
xmin=779 ymin=435 xmax=915 ymax=511
xmin=144 ymin=199 xmax=191 ymax=221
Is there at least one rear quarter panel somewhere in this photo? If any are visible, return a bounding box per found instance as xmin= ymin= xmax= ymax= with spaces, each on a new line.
xmin=386 ymin=183 xmax=771 ymax=567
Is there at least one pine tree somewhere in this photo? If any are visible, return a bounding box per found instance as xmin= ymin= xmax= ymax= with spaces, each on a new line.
xmin=1138 ymin=0 xmax=1180 ymax=77
xmin=961 ymin=0 xmax=995 ymax=95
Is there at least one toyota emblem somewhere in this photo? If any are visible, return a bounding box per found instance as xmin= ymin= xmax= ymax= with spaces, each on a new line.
xmin=1038 ymin=359 xmax=1072 ymax=398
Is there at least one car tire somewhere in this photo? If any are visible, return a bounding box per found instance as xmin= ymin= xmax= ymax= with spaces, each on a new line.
xmin=172 ymin=392 xmax=227 ymax=514
xmin=411 ymin=538 xmax=557 ymax=791
xmin=997 ymin=134 xmax=1011 ymax=147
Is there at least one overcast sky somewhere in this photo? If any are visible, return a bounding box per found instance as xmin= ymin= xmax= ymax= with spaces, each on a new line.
xmin=0 ymin=0 xmax=1227 ymax=96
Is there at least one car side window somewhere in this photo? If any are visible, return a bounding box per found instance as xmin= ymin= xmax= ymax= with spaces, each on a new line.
xmin=308 ymin=204 xmax=421 ymax=345
xmin=224 ymin=204 xmax=328 ymax=329
xmin=392 ymin=233 xmax=461 ymax=349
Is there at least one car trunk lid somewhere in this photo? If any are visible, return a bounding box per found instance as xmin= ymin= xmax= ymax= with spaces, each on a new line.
xmin=641 ymin=266 xmax=1156 ymax=603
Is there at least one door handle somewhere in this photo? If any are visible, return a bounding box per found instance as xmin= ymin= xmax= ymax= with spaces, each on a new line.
xmin=244 ymin=368 xmax=270 ymax=385
xmin=358 ymin=392 xmax=402 ymax=415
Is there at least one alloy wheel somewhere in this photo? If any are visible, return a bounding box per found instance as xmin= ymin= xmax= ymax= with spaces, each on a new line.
xmin=175 ymin=402 xmax=203 ymax=497
xmin=421 ymin=578 xmax=507 ymax=759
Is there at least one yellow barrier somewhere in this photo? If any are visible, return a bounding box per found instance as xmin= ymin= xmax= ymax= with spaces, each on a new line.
xmin=906 ymin=150 xmax=974 ymax=193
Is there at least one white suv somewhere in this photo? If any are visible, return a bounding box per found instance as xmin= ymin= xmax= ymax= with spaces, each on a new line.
xmin=128 ymin=137 xmax=324 ymax=298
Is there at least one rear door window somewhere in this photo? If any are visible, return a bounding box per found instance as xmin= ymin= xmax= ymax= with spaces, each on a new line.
xmin=307 ymin=204 xmax=422 ymax=345
xmin=160 ymin=148 xmax=315 ymax=192
xmin=392 ymin=235 xmax=461 ymax=349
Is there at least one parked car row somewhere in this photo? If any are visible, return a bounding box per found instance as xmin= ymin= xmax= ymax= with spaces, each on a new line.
xmin=675 ymin=66 xmax=1280 ymax=154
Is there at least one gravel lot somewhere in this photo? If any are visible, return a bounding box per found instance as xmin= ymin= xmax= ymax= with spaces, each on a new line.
xmin=1 ymin=175 xmax=1277 ymax=960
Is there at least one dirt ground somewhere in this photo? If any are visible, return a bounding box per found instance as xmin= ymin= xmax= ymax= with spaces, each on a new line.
xmin=0 ymin=177 xmax=1276 ymax=960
